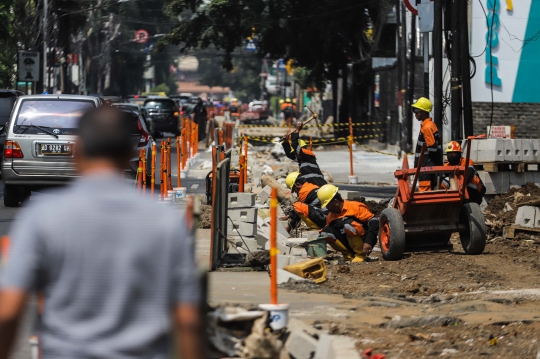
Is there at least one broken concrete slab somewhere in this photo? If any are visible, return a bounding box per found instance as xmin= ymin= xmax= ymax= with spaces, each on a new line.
xmin=277 ymin=268 xmax=309 ymax=284
xmin=383 ymin=315 xmax=462 ymax=329
xmin=277 ymin=221 xmax=290 ymax=238
xmin=228 ymin=221 xmax=258 ymax=237
xmin=228 ymin=193 xmax=255 ymax=208
xmin=286 ymin=238 xmax=308 ymax=247
xmin=515 ymin=206 xmax=540 ymax=228
xmin=314 ymin=334 xmax=361 ymax=359
xmin=285 ymin=330 xmax=318 ymax=359
xmin=228 ymin=236 xmax=259 ymax=253
xmin=255 ymin=185 xmax=272 ymax=205
xmin=287 ymin=247 xmax=307 ymax=257
xmin=228 ymin=208 xmax=258 ymax=223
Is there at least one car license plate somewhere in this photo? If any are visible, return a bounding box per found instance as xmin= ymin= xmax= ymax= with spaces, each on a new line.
xmin=39 ymin=144 xmax=72 ymax=156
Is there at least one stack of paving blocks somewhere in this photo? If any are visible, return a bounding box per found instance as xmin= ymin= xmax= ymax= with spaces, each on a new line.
xmin=227 ymin=193 xmax=258 ymax=253
xmin=468 ymin=139 xmax=540 ymax=195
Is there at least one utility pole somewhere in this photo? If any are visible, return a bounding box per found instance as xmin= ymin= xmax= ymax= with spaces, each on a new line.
xmin=433 ymin=0 xmax=443 ymax=143
xmin=42 ymin=0 xmax=48 ymax=93
xmin=450 ymin=0 xmax=462 ymax=141
xmin=461 ymin=0 xmax=474 ymax=137
xmin=398 ymin=1 xmax=408 ymax=153
xmin=406 ymin=14 xmax=417 ymax=151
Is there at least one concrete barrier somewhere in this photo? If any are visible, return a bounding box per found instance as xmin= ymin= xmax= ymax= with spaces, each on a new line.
xmin=475 ymin=139 xmax=505 ymax=162
xmin=227 ymin=221 xmax=257 ymax=236
xmin=515 ymin=206 xmax=540 ymax=228
xmin=228 ymin=208 xmax=258 ymax=223
xmin=229 ymin=236 xmax=259 ymax=253
xmin=228 ymin=193 xmax=255 ymax=208
xmin=478 ymin=172 xmax=510 ymax=195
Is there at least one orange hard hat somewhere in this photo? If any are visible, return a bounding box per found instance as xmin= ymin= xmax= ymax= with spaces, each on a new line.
xmin=445 ymin=141 xmax=462 ymax=153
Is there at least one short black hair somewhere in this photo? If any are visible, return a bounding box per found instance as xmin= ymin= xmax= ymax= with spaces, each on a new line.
xmin=78 ymin=106 xmax=134 ymax=167
xmin=334 ymin=193 xmax=343 ymax=202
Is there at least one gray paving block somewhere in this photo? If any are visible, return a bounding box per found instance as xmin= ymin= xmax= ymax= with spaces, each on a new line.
xmin=277 ymin=268 xmax=309 ymax=284
xmin=227 ymin=221 xmax=257 ymax=236
xmin=314 ymin=334 xmax=361 ymax=359
xmin=228 ymin=193 xmax=255 ymax=208
xmin=261 ymin=227 xmax=289 ymax=254
xmin=286 ymin=238 xmax=308 ymax=247
xmin=288 ymin=247 xmax=308 ymax=256
xmin=515 ymin=206 xmax=540 ymax=228
xmin=228 ymin=236 xmax=259 ymax=253
xmin=338 ymin=190 xmax=361 ymax=200
xmin=302 ymin=231 xmax=322 ymax=240
xmin=255 ymin=185 xmax=272 ymax=205
xmin=228 ymin=207 xmax=258 ymax=223
xmin=277 ymin=221 xmax=290 ymax=237
xmin=285 ymin=329 xmax=318 ymax=359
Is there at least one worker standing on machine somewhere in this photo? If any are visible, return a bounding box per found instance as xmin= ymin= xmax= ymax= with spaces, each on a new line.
xmin=411 ymin=97 xmax=443 ymax=191
xmin=282 ymin=172 xmax=327 ymax=233
xmin=281 ymin=122 xmax=327 ymax=187
xmin=441 ymin=141 xmax=486 ymax=204
xmin=317 ymin=184 xmax=379 ymax=263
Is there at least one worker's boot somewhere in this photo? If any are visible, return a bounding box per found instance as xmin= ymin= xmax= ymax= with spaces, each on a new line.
xmin=328 ymin=240 xmax=354 ymax=261
xmin=348 ymin=236 xmax=366 ymax=263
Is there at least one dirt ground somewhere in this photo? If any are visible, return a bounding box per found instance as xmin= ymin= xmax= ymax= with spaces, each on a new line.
xmin=282 ymin=227 xmax=540 ymax=357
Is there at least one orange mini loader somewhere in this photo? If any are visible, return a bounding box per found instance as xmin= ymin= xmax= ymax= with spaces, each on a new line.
xmin=379 ymin=138 xmax=487 ymax=260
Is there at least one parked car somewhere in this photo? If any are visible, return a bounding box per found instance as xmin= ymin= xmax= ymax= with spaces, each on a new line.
xmin=2 ymin=95 xmax=102 ymax=206
xmin=143 ymin=98 xmax=180 ymax=136
xmin=112 ymin=102 xmax=158 ymax=138
xmin=0 ymin=90 xmax=24 ymax=165
xmin=117 ymin=109 xmax=153 ymax=174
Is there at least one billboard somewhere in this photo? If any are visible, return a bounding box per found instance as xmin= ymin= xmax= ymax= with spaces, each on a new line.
xmin=471 ymin=0 xmax=540 ymax=102
xmin=18 ymin=51 xmax=40 ymax=82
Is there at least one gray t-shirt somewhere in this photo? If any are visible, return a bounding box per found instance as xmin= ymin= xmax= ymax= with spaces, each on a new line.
xmin=0 ymin=174 xmax=200 ymax=359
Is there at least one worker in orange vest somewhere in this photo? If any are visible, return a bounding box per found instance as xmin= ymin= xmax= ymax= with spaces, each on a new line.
xmin=411 ymin=97 xmax=443 ymax=191
xmin=282 ymin=172 xmax=327 ymax=233
xmin=441 ymin=141 xmax=486 ymax=204
xmin=317 ymin=185 xmax=379 ymax=263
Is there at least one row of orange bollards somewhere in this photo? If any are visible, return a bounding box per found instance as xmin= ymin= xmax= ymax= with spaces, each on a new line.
xmin=136 ymin=118 xmax=199 ymax=200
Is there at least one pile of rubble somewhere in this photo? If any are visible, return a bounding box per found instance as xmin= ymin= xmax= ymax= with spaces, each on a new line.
xmin=484 ymin=182 xmax=540 ymax=240
xmin=207 ymin=306 xmax=367 ymax=359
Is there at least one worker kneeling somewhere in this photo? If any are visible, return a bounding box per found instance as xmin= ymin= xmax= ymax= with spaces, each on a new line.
xmin=441 ymin=141 xmax=486 ymax=204
xmin=283 ymin=172 xmax=327 ymax=233
xmin=317 ymin=184 xmax=379 ymax=263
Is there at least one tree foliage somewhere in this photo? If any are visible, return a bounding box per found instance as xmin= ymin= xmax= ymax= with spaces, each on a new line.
xmin=158 ymin=0 xmax=393 ymax=88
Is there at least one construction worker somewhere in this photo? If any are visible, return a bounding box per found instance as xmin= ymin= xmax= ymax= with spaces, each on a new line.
xmin=412 ymin=97 xmax=443 ymax=191
xmin=441 ymin=141 xmax=486 ymax=204
xmin=282 ymin=172 xmax=327 ymax=233
xmin=279 ymin=99 xmax=287 ymax=111
xmin=282 ymin=98 xmax=294 ymax=126
xmin=281 ymin=122 xmax=327 ymax=187
xmin=317 ymin=184 xmax=379 ymax=263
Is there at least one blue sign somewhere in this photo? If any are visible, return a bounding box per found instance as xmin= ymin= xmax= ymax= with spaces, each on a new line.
xmin=278 ymin=59 xmax=286 ymax=72
xmin=245 ymin=39 xmax=257 ymax=52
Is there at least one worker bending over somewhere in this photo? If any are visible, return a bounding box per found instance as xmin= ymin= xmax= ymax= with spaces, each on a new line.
xmin=412 ymin=97 xmax=443 ymax=191
xmin=317 ymin=185 xmax=379 ymax=263
xmin=282 ymin=172 xmax=327 ymax=233
xmin=441 ymin=141 xmax=486 ymax=204
xmin=281 ymin=122 xmax=327 ymax=187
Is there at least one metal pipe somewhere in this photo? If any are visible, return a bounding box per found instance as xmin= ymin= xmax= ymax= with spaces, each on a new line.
xmin=410 ymin=145 xmax=426 ymax=198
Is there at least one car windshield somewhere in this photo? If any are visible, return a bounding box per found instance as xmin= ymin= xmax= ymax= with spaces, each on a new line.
xmin=0 ymin=93 xmax=17 ymax=125
xmin=15 ymin=99 xmax=95 ymax=130
xmin=144 ymin=100 xmax=174 ymax=110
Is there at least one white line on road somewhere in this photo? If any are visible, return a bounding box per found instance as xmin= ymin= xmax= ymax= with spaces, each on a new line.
xmin=191 ymin=184 xmax=199 ymax=189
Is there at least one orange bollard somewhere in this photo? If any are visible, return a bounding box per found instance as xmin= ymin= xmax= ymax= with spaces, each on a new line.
xmin=218 ymin=129 xmax=224 ymax=146
xmin=194 ymin=124 xmax=198 ymax=155
xmin=137 ymin=149 xmax=143 ymax=193
xmin=160 ymin=141 xmax=165 ymax=200
xmin=167 ymin=138 xmax=172 ymax=191
xmin=142 ymin=148 xmax=147 ymax=194
xmin=270 ymin=188 xmax=278 ymax=304
xmin=151 ymin=143 xmax=156 ymax=199
xmin=1 ymin=235 xmax=10 ymax=265
xmin=182 ymin=129 xmax=187 ymax=170
xmin=238 ymin=155 xmax=245 ymax=193
xmin=349 ymin=117 xmax=354 ymax=176
xmin=176 ymin=136 xmax=181 ymax=188
xmin=310 ymin=137 xmax=313 ymax=151
xmin=243 ymin=136 xmax=248 ymax=184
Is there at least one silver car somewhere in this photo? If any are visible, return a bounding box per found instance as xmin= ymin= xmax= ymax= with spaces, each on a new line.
xmin=1 ymin=95 xmax=102 ymax=207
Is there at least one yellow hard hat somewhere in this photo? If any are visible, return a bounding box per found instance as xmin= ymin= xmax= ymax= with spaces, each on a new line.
xmin=292 ymin=99 xmax=297 ymax=104
xmin=445 ymin=141 xmax=462 ymax=153
xmin=286 ymin=98 xmax=291 ymax=103
xmin=317 ymin=184 xmax=339 ymax=208
xmin=298 ymin=139 xmax=307 ymax=147
xmin=279 ymin=99 xmax=284 ymax=104
xmin=285 ymin=172 xmax=300 ymax=189
xmin=411 ymin=97 xmax=432 ymax=113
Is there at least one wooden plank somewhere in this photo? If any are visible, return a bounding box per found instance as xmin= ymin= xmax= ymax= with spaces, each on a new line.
xmin=503 ymin=225 xmax=540 ymax=239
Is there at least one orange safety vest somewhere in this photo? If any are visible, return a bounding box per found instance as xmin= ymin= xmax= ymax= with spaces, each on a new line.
xmin=325 ymin=200 xmax=374 ymax=238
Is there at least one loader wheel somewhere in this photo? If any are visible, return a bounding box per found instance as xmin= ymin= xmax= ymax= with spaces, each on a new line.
xmin=459 ymin=202 xmax=487 ymax=255
xmin=379 ymin=208 xmax=406 ymax=261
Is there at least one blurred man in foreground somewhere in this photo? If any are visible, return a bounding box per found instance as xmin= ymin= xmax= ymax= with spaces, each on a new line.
xmin=0 ymin=107 xmax=203 ymax=359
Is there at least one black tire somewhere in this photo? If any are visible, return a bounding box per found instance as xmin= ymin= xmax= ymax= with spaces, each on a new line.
xmin=459 ymin=202 xmax=487 ymax=254
xmin=4 ymin=185 xmax=20 ymax=207
xmin=379 ymin=208 xmax=406 ymax=260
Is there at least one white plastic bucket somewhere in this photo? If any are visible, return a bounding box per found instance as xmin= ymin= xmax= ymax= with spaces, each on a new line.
xmin=180 ymin=170 xmax=187 ymax=179
xmin=348 ymin=175 xmax=358 ymax=184
xmin=174 ymin=187 xmax=187 ymax=200
xmin=258 ymin=303 xmax=290 ymax=330
xmin=167 ymin=190 xmax=175 ymax=198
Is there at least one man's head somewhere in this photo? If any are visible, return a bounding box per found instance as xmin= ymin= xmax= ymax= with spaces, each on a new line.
xmin=411 ymin=97 xmax=432 ymax=122
xmin=75 ymin=106 xmax=134 ymax=173
xmin=197 ymin=97 xmax=202 ymax=104
xmin=445 ymin=141 xmax=462 ymax=166
xmin=317 ymin=184 xmax=343 ymax=214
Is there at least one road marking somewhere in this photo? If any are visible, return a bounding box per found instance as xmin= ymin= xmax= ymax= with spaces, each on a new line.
xmin=191 ymin=184 xmax=199 ymax=189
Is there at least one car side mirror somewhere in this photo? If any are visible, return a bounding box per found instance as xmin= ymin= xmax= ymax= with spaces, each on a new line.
xmin=0 ymin=125 xmax=6 ymax=134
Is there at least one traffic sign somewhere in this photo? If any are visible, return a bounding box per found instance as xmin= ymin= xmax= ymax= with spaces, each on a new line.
xmin=18 ymin=51 xmax=40 ymax=82
xmin=245 ymin=39 xmax=257 ymax=52
xmin=278 ymin=59 xmax=286 ymax=72
xmin=135 ymin=29 xmax=149 ymax=44
xmin=403 ymin=0 xmax=433 ymax=15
